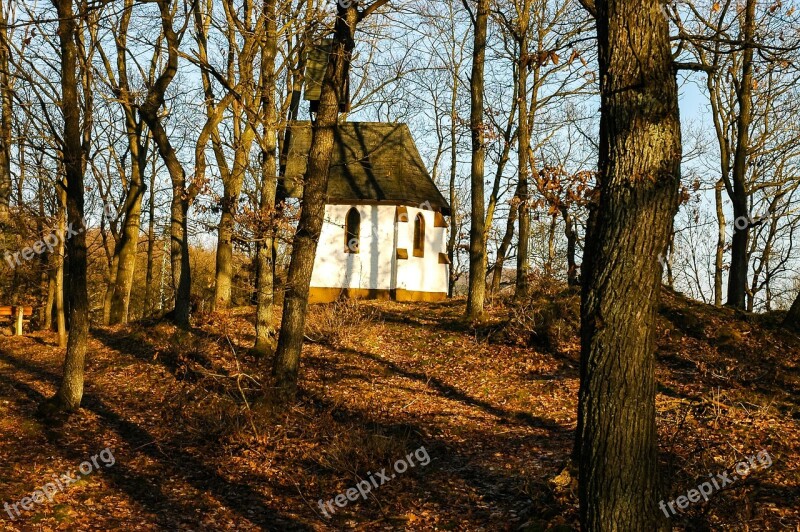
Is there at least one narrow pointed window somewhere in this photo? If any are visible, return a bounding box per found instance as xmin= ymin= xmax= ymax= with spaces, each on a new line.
xmin=413 ymin=213 xmax=425 ymax=257
xmin=345 ymin=207 xmax=360 ymax=253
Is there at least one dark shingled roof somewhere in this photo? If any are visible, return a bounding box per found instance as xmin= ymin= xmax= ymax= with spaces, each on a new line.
xmin=283 ymin=121 xmax=451 ymax=215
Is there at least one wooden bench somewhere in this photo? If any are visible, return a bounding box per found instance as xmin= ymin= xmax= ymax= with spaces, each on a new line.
xmin=0 ymin=306 xmax=33 ymax=336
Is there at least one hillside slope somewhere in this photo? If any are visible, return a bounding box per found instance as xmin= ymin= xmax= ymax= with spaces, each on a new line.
xmin=0 ymin=288 xmax=797 ymax=530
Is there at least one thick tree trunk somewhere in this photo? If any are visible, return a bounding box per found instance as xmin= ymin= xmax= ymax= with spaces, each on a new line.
xmin=272 ymin=4 xmax=359 ymax=400
xmin=107 ymin=0 xmax=147 ymax=324
xmin=254 ymin=0 xmax=278 ymax=357
xmin=576 ymin=0 xmax=681 ymax=528
xmin=167 ymin=170 xmax=191 ymax=327
xmin=726 ymin=0 xmax=756 ymax=310
xmin=466 ymin=0 xmax=489 ymax=319
xmin=50 ymin=0 xmax=89 ymax=412
xmin=214 ymin=199 xmax=237 ymax=309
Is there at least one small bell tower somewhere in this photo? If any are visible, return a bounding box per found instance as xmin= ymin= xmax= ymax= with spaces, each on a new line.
xmin=303 ymin=37 xmax=350 ymax=113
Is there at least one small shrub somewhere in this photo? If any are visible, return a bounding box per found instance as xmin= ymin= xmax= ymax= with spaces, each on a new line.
xmin=496 ymin=276 xmax=580 ymax=353
xmin=305 ymin=298 xmax=379 ymax=347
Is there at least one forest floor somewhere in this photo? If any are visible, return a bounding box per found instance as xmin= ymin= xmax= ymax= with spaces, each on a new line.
xmin=0 ymin=285 xmax=799 ymax=531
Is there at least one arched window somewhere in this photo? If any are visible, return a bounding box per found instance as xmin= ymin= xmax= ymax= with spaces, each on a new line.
xmin=413 ymin=213 xmax=425 ymax=257
xmin=345 ymin=207 xmax=360 ymax=253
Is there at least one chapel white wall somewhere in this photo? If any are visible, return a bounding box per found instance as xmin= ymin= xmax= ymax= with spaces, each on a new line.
xmin=310 ymin=204 xmax=449 ymax=295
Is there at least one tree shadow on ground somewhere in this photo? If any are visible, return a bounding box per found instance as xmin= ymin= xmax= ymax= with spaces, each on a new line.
xmin=0 ymin=348 xmax=309 ymax=530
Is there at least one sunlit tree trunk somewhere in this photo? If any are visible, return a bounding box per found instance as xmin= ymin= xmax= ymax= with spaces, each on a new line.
xmin=465 ymin=0 xmax=489 ymax=319
xmin=0 ymin=3 xmax=11 ymax=227
xmin=254 ymin=0 xmax=279 ymax=356
xmin=144 ymin=158 xmax=157 ymax=316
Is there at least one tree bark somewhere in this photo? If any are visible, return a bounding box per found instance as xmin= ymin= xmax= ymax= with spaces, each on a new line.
xmin=447 ymin=33 xmax=460 ymax=298
xmin=784 ymin=291 xmax=800 ymax=331
xmin=271 ymin=3 xmax=361 ymax=400
xmin=515 ymin=28 xmax=531 ymax=300
xmin=108 ymin=0 xmax=148 ymax=324
xmin=714 ymin=178 xmax=725 ymax=307
xmin=562 ymin=206 xmax=579 ymax=286
xmin=254 ymin=0 xmax=279 ymax=356
xmin=576 ymin=0 xmax=681 ymax=528
xmin=50 ymin=0 xmax=89 ymax=412
xmin=465 ymin=0 xmax=489 ymax=320
xmin=490 ymin=194 xmax=518 ymax=295
xmin=56 ymin=187 xmax=67 ymax=348
xmin=726 ymin=0 xmax=756 ymax=310
xmin=138 ymin=0 xmax=194 ymax=328
xmin=0 ymin=3 xmax=11 ymax=227
xmin=144 ymin=157 xmax=157 ymax=316
xmin=108 ymin=136 xmax=146 ymax=325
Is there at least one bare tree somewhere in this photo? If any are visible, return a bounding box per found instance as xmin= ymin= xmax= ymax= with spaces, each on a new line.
xmin=97 ymin=0 xmax=154 ymax=325
xmin=137 ymin=0 xmax=197 ymax=328
xmin=272 ymin=0 xmax=390 ymax=400
xmin=45 ymin=0 xmax=94 ymax=412
xmin=465 ymin=0 xmax=489 ymax=320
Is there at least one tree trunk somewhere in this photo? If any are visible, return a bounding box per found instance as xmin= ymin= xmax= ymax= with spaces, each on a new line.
xmin=213 ymin=134 xmax=253 ymax=310
xmin=50 ymin=0 xmax=89 ymax=412
xmin=490 ymin=195 xmax=518 ymax=295
xmin=144 ymin=158 xmax=157 ymax=316
xmin=576 ymin=0 xmax=681 ymax=528
xmin=254 ymin=0 xmax=279 ymax=357
xmin=465 ymin=0 xmax=489 ymax=320
xmin=726 ymin=0 xmax=756 ymax=310
xmin=109 ymin=149 xmax=146 ymax=324
xmin=714 ymin=178 xmax=725 ymax=307
xmin=272 ymin=3 xmax=360 ymax=400
xmin=515 ymin=34 xmax=531 ymax=300
xmin=0 ymin=3 xmax=11 ymax=227
xmin=56 ymin=187 xmax=67 ymax=347
xmin=561 ymin=206 xmax=579 ymax=286
xmin=783 ymin=290 xmax=800 ymax=331
xmin=103 ymin=253 xmax=119 ymax=325
xmin=138 ymin=0 xmax=193 ymax=328
xmin=447 ymin=40 xmax=459 ymax=298
xmin=44 ymin=261 xmax=55 ymax=330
